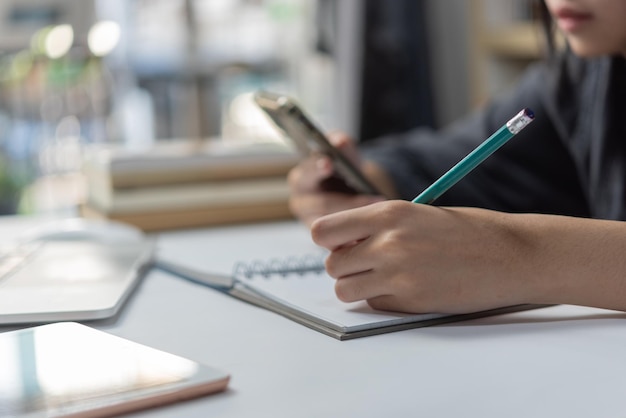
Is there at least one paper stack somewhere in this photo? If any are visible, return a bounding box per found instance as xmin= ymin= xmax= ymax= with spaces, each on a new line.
xmin=80 ymin=139 xmax=299 ymax=231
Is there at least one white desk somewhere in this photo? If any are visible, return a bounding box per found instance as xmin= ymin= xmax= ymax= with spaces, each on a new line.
xmin=2 ymin=216 xmax=626 ymax=418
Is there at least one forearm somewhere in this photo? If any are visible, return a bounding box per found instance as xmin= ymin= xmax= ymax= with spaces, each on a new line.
xmin=508 ymin=213 xmax=626 ymax=310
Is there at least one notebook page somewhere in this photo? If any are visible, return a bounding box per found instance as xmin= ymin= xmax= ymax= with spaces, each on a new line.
xmin=234 ymin=271 xmax=446 ymax=333
xmin=156 ymin=221 xmax=319 ymax=278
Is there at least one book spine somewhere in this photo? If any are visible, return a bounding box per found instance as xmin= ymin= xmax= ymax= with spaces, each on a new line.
xmin=86 ymin=177 xmax=291 ymax=213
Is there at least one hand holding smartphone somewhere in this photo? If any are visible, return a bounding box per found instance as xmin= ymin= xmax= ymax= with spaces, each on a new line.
xmin=254 ymin=91 xmax=380 ymax=195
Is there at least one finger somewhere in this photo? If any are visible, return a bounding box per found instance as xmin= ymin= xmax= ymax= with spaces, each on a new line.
xmin=287 ymin=155 xmax=334 ymax=192
xmin=366 ymin=295 xmax=422 ymax=314
xmin=327 ymin=131 xmax=360 ymax=165
xmin=333 ymin=270 xmax=390 ymax=303
xmin=326 ymin=131 xmax=353 ymax=147
xmin=324 ymin=234 xmax=375 ymax=278
xmin=310 ymin=202 xmax=384 ymax=249
xmin=289 ymin=193 xmax=338 ymax=228
xmin=290 ymin=193 xmax=384 ymax=228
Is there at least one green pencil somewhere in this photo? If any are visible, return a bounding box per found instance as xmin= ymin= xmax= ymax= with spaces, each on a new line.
xmin=412 ymin=108 xmax=535 ymax=204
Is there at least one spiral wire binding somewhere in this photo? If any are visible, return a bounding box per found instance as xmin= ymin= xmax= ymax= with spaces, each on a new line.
xmin=233 ymin=253 xmax=326 ymax=279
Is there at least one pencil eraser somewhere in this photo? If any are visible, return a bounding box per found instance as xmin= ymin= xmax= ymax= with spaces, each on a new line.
xmin=523 ymin=108 xmax=535 ymax=119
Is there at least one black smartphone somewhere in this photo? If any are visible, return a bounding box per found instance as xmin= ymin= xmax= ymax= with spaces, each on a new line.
xmin=253 ymin=90 xmax=380 ymax=195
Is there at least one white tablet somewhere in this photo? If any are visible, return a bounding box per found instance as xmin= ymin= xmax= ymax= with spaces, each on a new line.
xmin=0 ymin=322 xmax=230 ymax=417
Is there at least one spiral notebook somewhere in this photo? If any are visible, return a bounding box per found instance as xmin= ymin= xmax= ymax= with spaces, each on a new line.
xmin=157 ymin=253 xmax=537 ymax=340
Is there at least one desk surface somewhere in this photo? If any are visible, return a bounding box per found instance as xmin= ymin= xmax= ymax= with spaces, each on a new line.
xmin=2 ymin=216 xmax=626 ymax=418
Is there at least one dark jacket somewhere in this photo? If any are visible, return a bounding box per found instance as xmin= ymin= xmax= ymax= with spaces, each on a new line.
xmin=362 ymin=52 xmax=626 ymax=220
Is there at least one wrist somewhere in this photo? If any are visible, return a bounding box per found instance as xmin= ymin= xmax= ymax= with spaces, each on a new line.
xmin=505 ymin=213 xmax=626 ymax=310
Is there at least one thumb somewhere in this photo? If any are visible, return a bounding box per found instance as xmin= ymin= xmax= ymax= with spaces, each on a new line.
xmin=327 ymin=131 xmax=361 ymax=166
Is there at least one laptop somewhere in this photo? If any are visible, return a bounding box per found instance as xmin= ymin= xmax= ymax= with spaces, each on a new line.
xmin=0 ymin=218 xmax=154 ymax=324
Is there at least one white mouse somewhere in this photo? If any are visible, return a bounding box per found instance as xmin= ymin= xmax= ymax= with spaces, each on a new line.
xmin=20 ymin=218 xmax=146 ymax=244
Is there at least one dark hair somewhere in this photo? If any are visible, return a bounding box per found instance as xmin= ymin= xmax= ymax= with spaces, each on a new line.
xmin=535 ymin=0 xmax=557 ymax=57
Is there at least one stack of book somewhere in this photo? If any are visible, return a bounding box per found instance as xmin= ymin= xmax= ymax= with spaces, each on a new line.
xmin=80 ymin=139 xmax=300 ymax=231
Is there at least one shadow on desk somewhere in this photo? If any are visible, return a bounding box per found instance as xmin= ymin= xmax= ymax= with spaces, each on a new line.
xmin=416 ymin=304 xmax=626 ymax=339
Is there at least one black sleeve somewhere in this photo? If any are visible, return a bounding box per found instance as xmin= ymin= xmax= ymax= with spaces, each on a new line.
xmin=361 ymin=59 xmax=590 ymax=217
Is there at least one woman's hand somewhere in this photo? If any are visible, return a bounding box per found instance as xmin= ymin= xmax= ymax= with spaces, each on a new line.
xmin=287 ymin=132 xmax=389 ymax=227
xmin=311 ymin=200 xmax=626 ymax=314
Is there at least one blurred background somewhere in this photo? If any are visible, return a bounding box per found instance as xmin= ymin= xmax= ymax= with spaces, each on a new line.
xmin=0 ymin=0 xmax=543 ymax=217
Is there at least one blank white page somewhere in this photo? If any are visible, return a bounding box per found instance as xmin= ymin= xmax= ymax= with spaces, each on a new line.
xmin=235 ymin=271 xmax=445 ymax=333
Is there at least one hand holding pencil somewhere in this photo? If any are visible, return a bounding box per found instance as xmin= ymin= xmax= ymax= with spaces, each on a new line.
xmin=308 ymin=109 xmax=536 ymax=314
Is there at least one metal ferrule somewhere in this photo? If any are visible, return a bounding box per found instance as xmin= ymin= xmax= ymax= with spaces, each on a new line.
xmin=506 ymin=108 xmax=534 ymax=135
